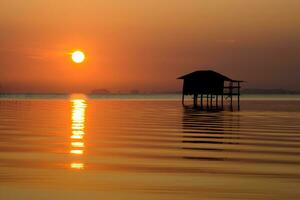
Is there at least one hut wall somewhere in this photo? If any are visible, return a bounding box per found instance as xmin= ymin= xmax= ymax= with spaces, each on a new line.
xmin=183 ymin=79 xmax=224 ymax=95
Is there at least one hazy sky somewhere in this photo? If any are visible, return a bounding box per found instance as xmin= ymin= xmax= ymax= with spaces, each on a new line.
xmin=0 ymin=0 xmax=300 ymax=93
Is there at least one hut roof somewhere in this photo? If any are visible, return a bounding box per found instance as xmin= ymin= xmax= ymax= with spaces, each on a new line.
xmin=178 ymin=70 xmax=242 ymax=82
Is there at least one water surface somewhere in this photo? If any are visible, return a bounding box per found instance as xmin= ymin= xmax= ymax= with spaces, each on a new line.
xmin=0 ymin=96 xmax=299 ymax=199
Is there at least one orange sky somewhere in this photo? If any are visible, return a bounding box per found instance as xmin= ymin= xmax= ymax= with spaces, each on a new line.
xmin=0 ymin=0 xmax=300 ymax=93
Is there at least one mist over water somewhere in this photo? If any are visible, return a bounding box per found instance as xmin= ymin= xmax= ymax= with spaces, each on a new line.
xmin=0 ymin=96 xmax=299 ymax=199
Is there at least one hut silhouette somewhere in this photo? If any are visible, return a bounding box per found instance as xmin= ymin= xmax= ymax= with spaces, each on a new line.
xmin=178 ymin=70 xmax=243 ymax=110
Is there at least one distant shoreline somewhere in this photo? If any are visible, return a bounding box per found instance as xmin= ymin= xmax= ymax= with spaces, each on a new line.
xmin=1 ymin=88 xmax=300 ymax=95
xmin=1 ymin=93 xmax=300 ymax=101
xmin=1 ymin=93 xmax=300 ymax=96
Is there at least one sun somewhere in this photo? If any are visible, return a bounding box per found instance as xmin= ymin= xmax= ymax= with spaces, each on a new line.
xmin=71 ymin=50 xmax=85 ymax=63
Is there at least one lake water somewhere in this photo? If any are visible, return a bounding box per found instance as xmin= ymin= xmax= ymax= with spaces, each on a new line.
xmin=0 ymin=94 xmax=300 ymax=199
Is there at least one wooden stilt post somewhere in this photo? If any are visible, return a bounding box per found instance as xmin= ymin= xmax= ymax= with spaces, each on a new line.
xmin=182 ymin=82 xmax=185 ymax=106
xmin=230 ymin=82 xmax=233 ymax=111
xmin=206 ymin=94 xmax=209 ymax=109
xmin=193 ymin=93 xmax=198 ymax=108
xmin=200 ymin=94 xmax=203 ymax=110
xmin=221 ymin=92 xmax=224 ymax=110
xmin=210 ymin=93 xmax=213 ymax=109
xmin=238 ymin=82 xmax=240 ymax=111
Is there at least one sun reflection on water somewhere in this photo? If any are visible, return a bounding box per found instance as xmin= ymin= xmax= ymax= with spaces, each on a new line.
xmin=70 ymin=163 xmax=84 ymax=170
xmin=70 ymin=98 xmax=87 ymax=170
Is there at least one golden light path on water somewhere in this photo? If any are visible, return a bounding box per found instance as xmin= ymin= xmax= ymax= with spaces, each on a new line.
xmin=70 ymin=97 xmax=87 ymax=170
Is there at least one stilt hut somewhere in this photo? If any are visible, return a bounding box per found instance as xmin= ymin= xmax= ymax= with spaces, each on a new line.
xmin=178 ymin=70 xmax=243 ymax=110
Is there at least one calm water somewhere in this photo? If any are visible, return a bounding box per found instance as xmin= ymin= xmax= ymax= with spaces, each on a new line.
xmin=0 ymin=95 xmax=300 ymax=199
